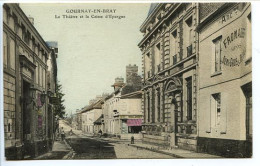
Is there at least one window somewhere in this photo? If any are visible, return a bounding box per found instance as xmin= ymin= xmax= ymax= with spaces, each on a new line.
xmin=155 ymin=43 xmax=161 ymax=73
xmin=145 ymin=53 xmax=151 ymax=78
xmin=186 ymin=77 xmax=192 ymax=121
xmin=171 ymin=30 xmax=178 ymax=64
xmin=35 ymin=45 xmax=38 ymax=54
xmin=43 ymin=68 xmax=46 ymax=89
xmin=173 ymin=54 xmax=177 ymax=65
xmin=3 ymin=32 xmax=8 ymax=67
xmin=185 ymin=17 xmax=193 ymax=57
xmin=9 ymin=16 xmax=15 ymax=31
xmin=39 ymin=50 xmax=42 ymax=60
xmin=157 ymin=90 xmax=160 ymax=122
xmin=212 ymin=93 xmax=221 ymax=125
xmin=246 ymin=94 xmax=252 ymax=139
xmin=213 ymin=36 xmax=222 ymax=73
xmin=35 ymin=62 xmax=38 ymax=84
xmin=9 ymin=38 xmax=15 ymax=70
xmin=39 ymin=65 xmax=42 ymax=87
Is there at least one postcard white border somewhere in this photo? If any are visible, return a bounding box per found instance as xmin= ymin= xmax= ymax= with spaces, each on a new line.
xmin=0 ymin=1 xmax=259 ymax=166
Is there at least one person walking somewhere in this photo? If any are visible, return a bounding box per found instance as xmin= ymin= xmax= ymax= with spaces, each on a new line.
xmin=60 ymin=127 xmax=65 ymax=141
xmin=98 ymin=129 xmax=102 ymax=138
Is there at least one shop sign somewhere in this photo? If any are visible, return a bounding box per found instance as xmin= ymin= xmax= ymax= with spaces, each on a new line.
xmin=218 ymin=6 xmax=241 ymax=25
xmin=222 ymin=27 xmax=246 ymax=67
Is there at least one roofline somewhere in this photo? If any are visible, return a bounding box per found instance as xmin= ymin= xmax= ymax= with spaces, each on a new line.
xmin=139 ymin=3 xmax=162 ymax=32
xmin=120 ymin=90 xmax=142 ymax=99
xmin=196 ymin=3 xmax=233 ymax=32
xmin=138 ymin=3 xmax=183 ymax=47
xmin=9 ymin=4 xmax=51 ymax=53
xmin=80 ymin=99 xmax=102 ymax=113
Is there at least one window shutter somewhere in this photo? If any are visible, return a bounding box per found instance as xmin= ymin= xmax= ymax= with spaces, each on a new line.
xmin=220 ymin=93 xmax=227 ymax=134
xmin=206 ymin=96 xmax=212 ymax=133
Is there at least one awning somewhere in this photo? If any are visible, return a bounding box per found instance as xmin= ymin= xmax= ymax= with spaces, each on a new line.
xmin=127 ymin=119 xmax=142 ymax=126
xmin=94 ymin=115 xmax=103 ymax=125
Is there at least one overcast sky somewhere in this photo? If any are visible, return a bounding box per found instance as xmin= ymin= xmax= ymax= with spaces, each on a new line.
xmin=20 ymin=3 xmax=150 ymax=114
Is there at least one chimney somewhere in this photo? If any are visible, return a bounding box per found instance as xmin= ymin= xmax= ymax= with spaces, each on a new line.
xmin=111 ymin=77 xmax=124 ymax=91
xmin=126 ymin=64 xmax=138 ymax=84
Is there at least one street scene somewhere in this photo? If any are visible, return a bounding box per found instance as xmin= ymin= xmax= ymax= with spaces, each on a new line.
xmin=35 ymin=120 xmax=176 ymax=159
xmin=2 ymin=2 xmax=252 ymax=161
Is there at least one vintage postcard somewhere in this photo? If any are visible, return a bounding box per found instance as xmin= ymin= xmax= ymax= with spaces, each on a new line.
xmin=1 ymin=1 xmax=256 ymax=165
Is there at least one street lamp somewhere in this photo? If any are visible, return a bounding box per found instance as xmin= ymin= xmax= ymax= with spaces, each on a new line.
xmin=40 ymin=91 xmax=47 ymax=105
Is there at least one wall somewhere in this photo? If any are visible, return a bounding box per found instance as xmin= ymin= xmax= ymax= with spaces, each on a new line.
xmin=198 ymin=4 xmax=251 ymax=141
xmin=82 ymin=109 xmax=102 ymax=134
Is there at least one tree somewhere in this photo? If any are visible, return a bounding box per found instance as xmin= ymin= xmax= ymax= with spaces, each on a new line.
xmin=54 ymin=82 xmax=66 ymax=119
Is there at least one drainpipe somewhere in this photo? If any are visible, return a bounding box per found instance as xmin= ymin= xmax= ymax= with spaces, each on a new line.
xmin=195 ymin=2 xmax=200 ymax=149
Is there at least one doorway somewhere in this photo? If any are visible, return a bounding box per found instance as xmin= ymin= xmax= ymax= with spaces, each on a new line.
xmin=22 ymin=80 xmax=32 ymax=157
xmin=241 ymin=82 xmax=252 ymax=157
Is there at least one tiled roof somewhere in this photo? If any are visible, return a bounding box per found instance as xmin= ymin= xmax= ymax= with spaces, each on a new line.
xmin=147 ymin=3 xmax=159 ymax=17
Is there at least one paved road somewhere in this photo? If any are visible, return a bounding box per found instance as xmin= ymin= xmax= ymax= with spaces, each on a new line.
xmin=66 ymin=136 xmax=175 ymax=159
xmin=59 ymin=120 xmax=175 ymax=159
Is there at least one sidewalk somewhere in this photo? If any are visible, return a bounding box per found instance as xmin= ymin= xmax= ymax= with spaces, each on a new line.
xmin=129 ymin=143 xmax=221 ymax=158
xmin=34 ymin=140 xmax=72 ymax=160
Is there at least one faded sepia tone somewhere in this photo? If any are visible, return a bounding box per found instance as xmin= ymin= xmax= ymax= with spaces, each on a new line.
xmin=2 ymin=2 xmax=252 ymax=160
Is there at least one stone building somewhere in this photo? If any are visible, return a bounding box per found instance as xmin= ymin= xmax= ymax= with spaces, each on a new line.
xmin=102 ymin=65 xmax=143 ymax=139
xmin=81 ymin=99 xmax=103 ymax=135
xmin=46 ymin=41 xmax=58 ymax=144
xmin=139 ymin=3 xmax=199 ymax=151
xmin=3 ymin=4 xmax=56 ymax=159
xmin=196 ymin=3 xmax=252 ymax=157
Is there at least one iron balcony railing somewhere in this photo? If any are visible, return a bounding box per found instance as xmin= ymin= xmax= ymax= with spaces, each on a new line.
xmin=187 ymin=44 xmax=192 ymax=57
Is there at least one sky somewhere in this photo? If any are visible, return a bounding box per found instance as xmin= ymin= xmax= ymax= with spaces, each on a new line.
xmin=20 ymin=3 xmax=151 ymax=114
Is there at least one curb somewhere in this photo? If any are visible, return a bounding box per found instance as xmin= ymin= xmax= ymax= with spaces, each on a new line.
xmin=62 ymin=139 xmax=75 ymax=159
xmin=129 ymin=144 xmax=184 ymax=158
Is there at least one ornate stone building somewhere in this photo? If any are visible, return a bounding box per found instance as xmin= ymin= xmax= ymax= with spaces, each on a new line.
xmin=139 ymin=3 xmax=199 ymax=151
xmin=3 ymin=4 xmax=57 ymax=159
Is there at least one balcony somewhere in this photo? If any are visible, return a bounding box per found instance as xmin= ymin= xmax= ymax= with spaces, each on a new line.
xmin=187 ymin=44 xmax=192 ymax=57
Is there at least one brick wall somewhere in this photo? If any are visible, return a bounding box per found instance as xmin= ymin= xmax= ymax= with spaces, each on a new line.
xmin=199 ymin=3 xmax=225 ymax=21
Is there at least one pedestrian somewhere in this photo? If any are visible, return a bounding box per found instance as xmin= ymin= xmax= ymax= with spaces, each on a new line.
xmin=69 ymin=129 xmax=73 ymax=136
xmin=131 ymin=136 xmax=134 ymax=144
xmin=98 ymin=129 xmax=102 ymax=138
xmin=60 ymin=127 xmax=65 ymax=141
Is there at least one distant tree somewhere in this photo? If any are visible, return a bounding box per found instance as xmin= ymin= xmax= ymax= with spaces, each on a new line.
xmin=54 ymin=82 xmax=66 ymax=119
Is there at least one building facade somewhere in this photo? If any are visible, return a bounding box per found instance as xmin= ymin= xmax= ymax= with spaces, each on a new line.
xmin=139 ymin=3 xmax=199 ymax=151
xmin=81 ymin=99 xmax=102 ymax=135
xmin=46 ymin=41 xmax=58 ymax=145
xmin=103 ymin=88 xmax=143 ymax=139
xmin=102 ymin=65 xmax=143 ymax=139
xmin=3 ymin=4 xmax=56 ymax=159
xmin=196 ymin=3 xmax=252 ymax=157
